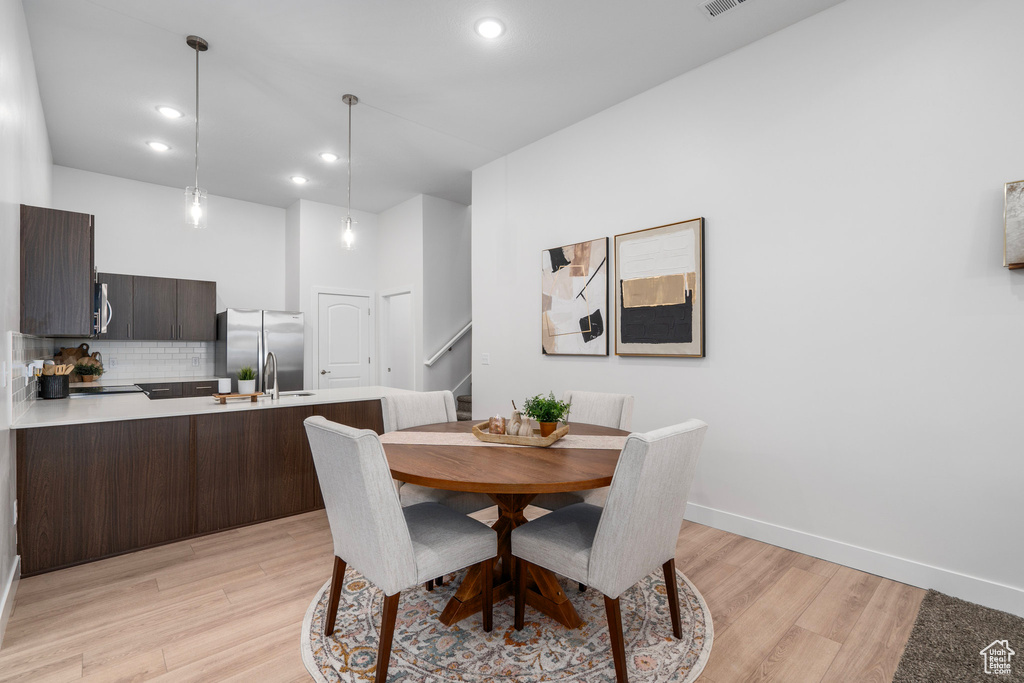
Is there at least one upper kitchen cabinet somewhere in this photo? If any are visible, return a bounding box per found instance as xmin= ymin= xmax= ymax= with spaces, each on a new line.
xmin=131 ymin=276 xmax=178 ymax=340
xmin=96 ymin=272 xmax=134 ymax=340
xmin=176 ymin=279 xmax=217 ymax=340
xmin=20 ymin=205 xmax=95 ymax=337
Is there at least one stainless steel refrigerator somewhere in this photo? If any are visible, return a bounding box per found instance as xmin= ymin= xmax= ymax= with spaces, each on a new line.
xmin=215 ymin=309 xmax=304 ymax=393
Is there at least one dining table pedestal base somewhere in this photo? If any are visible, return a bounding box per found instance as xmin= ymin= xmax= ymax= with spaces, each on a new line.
xmin=437 ymin=493 xmax=583 ymax=629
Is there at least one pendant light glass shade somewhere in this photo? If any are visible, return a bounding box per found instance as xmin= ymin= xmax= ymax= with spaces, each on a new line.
xmin=185 ymin=186 xmax=207 ymax=229
xmin=341 ymin=94 xmax=358 ymax=250
xmin=185 ymin=35 xmax=209 ymax=229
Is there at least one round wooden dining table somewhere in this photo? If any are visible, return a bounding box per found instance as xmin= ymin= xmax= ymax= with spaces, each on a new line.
xmin=382 ymin=420 xmax=628 ymax=629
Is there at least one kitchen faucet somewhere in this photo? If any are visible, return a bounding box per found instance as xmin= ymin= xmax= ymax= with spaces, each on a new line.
xmin=264 ymin=351 xmax=279 ymax=400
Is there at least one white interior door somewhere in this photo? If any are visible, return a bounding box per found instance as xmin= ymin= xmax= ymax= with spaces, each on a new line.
xmin=381 ymin=291 xmax=414 ymax=390
xmin=318 ymin=293 xmax=370 ymax=388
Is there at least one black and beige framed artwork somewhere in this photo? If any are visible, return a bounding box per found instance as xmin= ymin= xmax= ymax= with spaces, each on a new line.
xmin=615 ymin=218 xmax=704 ymax=357
xmin=541 ymin=237 xmax=608 ymax=355
xmin=1005 ymin=180 xmax=1024 ymax=269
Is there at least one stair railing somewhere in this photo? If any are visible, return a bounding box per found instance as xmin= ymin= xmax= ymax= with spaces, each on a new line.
xmin=424 ymin=321 xmax=471 ymax=367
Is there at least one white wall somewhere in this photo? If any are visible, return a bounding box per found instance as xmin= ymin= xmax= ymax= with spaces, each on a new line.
xmin=472 ymin=0 xmax=1024 ymax=616
xmin=0 ymin=0 xmax=53 ymax=646
xmin=287 ymin=199 xmax=378 ymax=388
xmin=52 ymin=166 xmax=286 ymax=311
xmin=422 ymin=196 xmax=472 ymax=394
xmin=377 ymin=196 xmax=424 ymax=388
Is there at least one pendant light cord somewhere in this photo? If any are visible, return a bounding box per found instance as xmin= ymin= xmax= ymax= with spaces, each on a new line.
xmin=346 ymin=99 xmax=352 ymax=220
xmin=194 ymin=44 xmax=200 ymax=191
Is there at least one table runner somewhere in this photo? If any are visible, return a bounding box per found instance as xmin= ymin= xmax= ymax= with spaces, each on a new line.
xmin=379 ymin=431 xmax=628 ymax=450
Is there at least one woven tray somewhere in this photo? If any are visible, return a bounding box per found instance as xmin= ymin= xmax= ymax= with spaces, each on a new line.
xmin=471 ymin=422 xmax=569 ymax=447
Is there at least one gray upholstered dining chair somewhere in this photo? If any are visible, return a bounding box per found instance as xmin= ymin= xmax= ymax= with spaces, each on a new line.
xmin=382 ymin=390 xmax=494 ymax=589
xmin=304 ymin=416 xmax=497 ymax=683
xmin=531 ymin=390 xmax=634 ymax=512
xmin=511 ymin=419 xmax=708 ymax=683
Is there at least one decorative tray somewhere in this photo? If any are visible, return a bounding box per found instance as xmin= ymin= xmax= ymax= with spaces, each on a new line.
xmin=471 ymin=422 xmax=569 ymax=447
xmin=212 ymin=392 xmax=263 ymax=404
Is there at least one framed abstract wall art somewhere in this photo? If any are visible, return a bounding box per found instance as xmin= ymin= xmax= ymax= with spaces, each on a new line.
xmin=1005 ymin=180 xmax=1024 ymax=269
xmin=614 ymin=218 xmax=704 ymax=357
xmin=541 ymin=237 xmax=608 ymax=356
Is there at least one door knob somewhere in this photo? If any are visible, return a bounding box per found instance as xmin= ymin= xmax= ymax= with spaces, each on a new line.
xmin=321 ymin=370 xmax=330 ymax=375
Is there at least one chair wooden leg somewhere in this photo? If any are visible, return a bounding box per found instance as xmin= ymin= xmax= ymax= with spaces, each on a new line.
xmin=480 ymin=558 xmax=493 ymax=632
xmin=604 ymin=595 xmax=628 ymax=683
xmin=514 ymin=557 xmax=528 ymax=630
xmin=375 ymin=592 xmax=401 ymax=683
xmin=663 ymin=558 xmax=682 ymax=639
xmin=425 ymin=579 xmax=433 ymax=591
xmin=325 ymin=556 xmax=346 ymax=636
xmin=435 ymin=575 xmax=444 ymax=586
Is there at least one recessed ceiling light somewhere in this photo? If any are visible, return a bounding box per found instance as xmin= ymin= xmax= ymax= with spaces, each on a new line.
xmin=147 ymin=141 xmax=170 ymax=152
xmin=475 ymin=18 xmax=505 ymax=39
xmin=319 ymin=152 xmax=339 ymax=162
xmin=157 ymin=106 xmax=183 ymax=119
xmin=291 ymin=176 xmax=309 ymax=184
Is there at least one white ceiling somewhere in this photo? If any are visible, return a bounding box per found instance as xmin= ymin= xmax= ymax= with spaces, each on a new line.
xmin=24 ymin=0 xmax=844 ymax=213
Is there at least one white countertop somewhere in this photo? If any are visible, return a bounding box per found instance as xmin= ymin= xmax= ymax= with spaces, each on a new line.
xmin=84 ymin=376 xmax=223 ymax=387
xmin=13 ymin=386 xmax=413 ymax=429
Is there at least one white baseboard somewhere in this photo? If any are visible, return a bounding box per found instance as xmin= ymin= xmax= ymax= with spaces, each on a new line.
xmin=684 ymin=503 xmax=1024 ymax=618
xmin=0 ymin=555 xmax=21 ymax=651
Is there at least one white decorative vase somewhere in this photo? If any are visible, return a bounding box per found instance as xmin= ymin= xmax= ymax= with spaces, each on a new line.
xmin=238 ymin=379 xmax=256 ymax=394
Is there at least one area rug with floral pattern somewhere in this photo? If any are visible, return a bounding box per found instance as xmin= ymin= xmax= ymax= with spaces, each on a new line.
xmin=300 ymin=566 xmax=713 ymax=682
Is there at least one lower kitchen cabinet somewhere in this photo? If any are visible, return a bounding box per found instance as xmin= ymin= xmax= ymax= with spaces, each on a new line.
xmin=15 ymin=399 xmax=385 ymax=575
xmin=195 ymin=405 xmax=319 ymax=533
xmin=16 ymin=417 xmax=192 ymax=575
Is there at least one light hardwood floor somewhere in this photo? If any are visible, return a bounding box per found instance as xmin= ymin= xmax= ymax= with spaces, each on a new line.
xmin=0 ymin=508 xmax=924 ymax=682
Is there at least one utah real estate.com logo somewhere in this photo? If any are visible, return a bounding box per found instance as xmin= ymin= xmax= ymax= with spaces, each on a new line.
xmin=980 ymin=640 xmax=1014 ymax=676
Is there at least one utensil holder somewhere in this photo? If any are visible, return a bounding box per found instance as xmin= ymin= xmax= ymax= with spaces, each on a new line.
xmin=38 ymin=375 xmax=70 ymax=400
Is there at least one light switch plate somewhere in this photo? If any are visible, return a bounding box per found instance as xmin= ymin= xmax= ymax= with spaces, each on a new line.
xmin=481 ymin=353 xmax=491 ymax=365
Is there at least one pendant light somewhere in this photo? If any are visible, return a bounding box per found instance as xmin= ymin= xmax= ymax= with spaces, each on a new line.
xmin=341 ymin=93 xmax=358 ymax=249
xmin=185 ymin=35 xmax=209 ymax=229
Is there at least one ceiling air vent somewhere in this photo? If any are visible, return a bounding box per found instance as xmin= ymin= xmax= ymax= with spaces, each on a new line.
xmin=700 ymin=0 xmax=752 ymax=19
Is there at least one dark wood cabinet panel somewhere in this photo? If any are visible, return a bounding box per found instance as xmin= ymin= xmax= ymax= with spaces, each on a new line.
xmin=138 ymin=382 xmax=184 ymax=399
xmin=96 ymin=272 xmax=134 ymax=340
xmin=176 ymin=279 xmax=217 ymax=341
xmin=20 ymin=205 xmax=95 ymax=337
xmin=182 ymin=381 xmax=218 ymax=397
xmin=16 ymin=399 xmax=384 ymax=574
xmin=16 ymin=417 xmax=192 ymax=576
xmin=195 ymin=406 xmax=318 ymax=534
xmin=313 ymin=400 xmax=385 ymax=435
xmin=132 ymin=276 xmax=178 ymax=340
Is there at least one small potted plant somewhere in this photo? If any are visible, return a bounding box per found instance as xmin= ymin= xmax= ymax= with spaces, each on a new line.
xmin=73 ymin=360 xmax=105 ymax=383
xmin=523 ymin=392 xmax=571 ymax=437
xmin=237 ymin=366 xmax=257 ymax=394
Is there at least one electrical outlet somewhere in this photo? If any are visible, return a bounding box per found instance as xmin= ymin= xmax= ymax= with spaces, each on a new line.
xmin=108 ymin=357 xmax=118 ymax=368
xmin=481 ymin=353 xmax=491 ymax=366
xmin=191 ymin=356 xmax=200 ymax=367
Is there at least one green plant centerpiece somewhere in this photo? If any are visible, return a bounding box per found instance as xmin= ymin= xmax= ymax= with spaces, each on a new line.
xmin=523 ymin=392 xmax=571 ymax=437
xmin=237 ymin=365 xmax=257 ymax=394
xmin=73 ymin=361 xmax=105 ymax=382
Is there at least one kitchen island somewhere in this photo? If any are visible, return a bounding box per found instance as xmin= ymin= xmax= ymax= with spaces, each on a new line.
xmin=14 ymin=386 xmax=411 ymax=575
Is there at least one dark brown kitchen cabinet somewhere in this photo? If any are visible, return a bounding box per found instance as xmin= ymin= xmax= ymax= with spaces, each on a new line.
xmin=195 ymin=405 xmax=319 ymax=534
xmin=182 ymin=380 xmax=217 ymax=397
xmin=176 ymin=279 xmax=217 ymax=340
xmin=138 ymin=382 xmax=184 ymax=399
xmin=131 ymin=275 xmax=178 ymax=340
xmin=20 ymin=204 xmax=95 ymax=337
xmin=16 ymin=417 xmax=192 ymax=575
xmin=96 ymin=272 xmax=134 ymax=340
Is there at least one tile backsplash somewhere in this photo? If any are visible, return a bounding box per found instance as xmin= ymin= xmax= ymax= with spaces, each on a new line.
xmin=11 ymin=332 xmax=54 ymax=420
xmin=62 ymin=339 xmax=217 ymax=381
